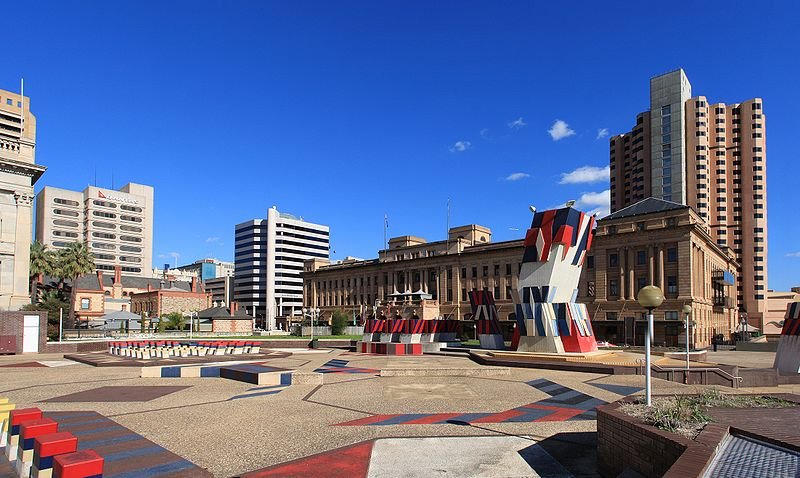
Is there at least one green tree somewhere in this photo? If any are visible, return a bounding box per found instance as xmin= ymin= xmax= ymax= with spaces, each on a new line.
xmin=56 ymin=242 xmax=95 ymax=327
xmin=29 ymin=241 xmax=55 ymax=303
xmin=21 ymin=289 xmax=68 ymax=340
xmin=331 ymin=309 xmax=349 ymax=335
xmin=163 ymin=312 xmax=186 ymax=330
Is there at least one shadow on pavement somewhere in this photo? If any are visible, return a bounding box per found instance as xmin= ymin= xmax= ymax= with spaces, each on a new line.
xmin=527 ymin=431 xmax=599 ymax=478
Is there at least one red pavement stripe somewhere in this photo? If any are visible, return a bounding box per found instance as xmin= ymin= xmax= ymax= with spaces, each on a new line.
xmin=470 ymin=408 xmax=528 ymax=424
xmin=242 ymin=440 xmax=373 ymax=478
xmin=332 ymin=414 xmax=398 ymax=427
xmin=523 ymin=404 xmax=585 ymax=422
xmin=401 ymin=413 xmax=464 ymax=425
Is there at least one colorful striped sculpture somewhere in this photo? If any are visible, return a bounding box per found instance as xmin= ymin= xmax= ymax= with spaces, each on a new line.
xmin=469 ymin=290 xmax=505 ymax=350
xmin=512 ymin=205 xmax=598 ymax=353
xmin=773 ymin=302 xmax=800 ymax=375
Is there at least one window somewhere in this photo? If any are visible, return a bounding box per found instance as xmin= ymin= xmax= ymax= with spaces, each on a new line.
xmin=482 ymin=266 xmax=488 ymax=277
xmin=587 ymin=256 xmax=594 ymax=269
xmin=636 ymin=222 xmax=646 ymax=231
xmin=606 ymin=312 xmax=618 ymax=321
xmin=120 ymin=205 xmax=142 ymax=213
xmin=53 ymin=230 xmax=78 ymax=238
xmin=54 ymin=198 xmax=79 ymax=206
xmin=667 ymin=276 xmax=678 ymax=294
xmin=636 ymin=250 xmax=646 ymax=265
xmin=506 ymin=264 xmax=512 ymax=275
xmin=665 ymin=311 xmax=679 ymax=321
xmin=92 ymin=200 xmax=117 ymax=208
xmin=494 ymin=264 xmax=500 ymax=276
xmin=471 ymin=267 xmax=477 ymax=278
xmin=92 ymin=210 xmax=116 ymax=219
xmin=53 ymin=208 xmax=79 ymax=217
xmin=637 ymin=277 xmax=647 ymax=292
xmin=80 ymin=298 xmax=90 ymax=310
xmin=461 ymin=268 xmax=466 ymax=279
xmin=461 ymin=288 xmax=467 ymax=302
xmin=667 ymin=247 xmax=678 ymax=263
xmin=53 ymin=219 xmax=79 ymax=228
xmin=93 ymin=221 xmax=116 ymax=229
xmin=609 ymin=253 xmax=619 ymax=267
xmin=609 ymin=279 xmax=619 ymax=297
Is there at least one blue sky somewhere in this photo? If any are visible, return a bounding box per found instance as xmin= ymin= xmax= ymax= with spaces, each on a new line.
xmin=4 ymin=1 xmax=799 ymax=290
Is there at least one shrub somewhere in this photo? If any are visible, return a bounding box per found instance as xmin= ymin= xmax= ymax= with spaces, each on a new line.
xmin=331 ymin=310 xmax=349 ymax=335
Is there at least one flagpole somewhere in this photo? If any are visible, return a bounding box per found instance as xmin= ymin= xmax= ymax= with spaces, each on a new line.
xmin=383 ymin=214 xmax=388 ymax=262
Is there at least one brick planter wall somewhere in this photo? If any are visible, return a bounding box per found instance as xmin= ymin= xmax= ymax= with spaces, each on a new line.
xmin=597 ymin=402 xmax=692 ymax=478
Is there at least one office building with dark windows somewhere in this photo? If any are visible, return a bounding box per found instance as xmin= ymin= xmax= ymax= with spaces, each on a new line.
xmin=234 ymin=206 xmax=329 ymax=329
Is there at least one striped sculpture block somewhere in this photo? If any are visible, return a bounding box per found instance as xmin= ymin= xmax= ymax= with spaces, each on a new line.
xmin=5 ymin=408 xmax=42 ymax=463
xmin=773 ymin=302 xmax=800 ymax=375
xmin=31 ymin=432 xmax=78 ymax=478
xmin=17 ymin=418 xmax=59 ymax=478
xmin=359 ymin=342 xmax=422 ymax=355
xmin=53 ymin=449 xmax=104 ymax=478
xmin=0 ymin=401 xmax=16 ymax=448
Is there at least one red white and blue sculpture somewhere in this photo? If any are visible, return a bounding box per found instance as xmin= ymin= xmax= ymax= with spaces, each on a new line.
xmin=511 ymin=205 xmax=598 ymax=353
xmin=773 ymin=302 xmax=800 ymax=375
xmin=469 ymin=290 xmax=504 ymax=350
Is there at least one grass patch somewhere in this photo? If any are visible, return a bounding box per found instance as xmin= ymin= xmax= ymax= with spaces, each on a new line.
xmin=620 ymin=389 xmax=795 ymax=439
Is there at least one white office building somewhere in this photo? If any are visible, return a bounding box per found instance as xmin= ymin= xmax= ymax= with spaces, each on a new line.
xmin=35 ymin=183 xmax=154 ymax=276
xmin=234 ymin=207 xmax=329 ymax=329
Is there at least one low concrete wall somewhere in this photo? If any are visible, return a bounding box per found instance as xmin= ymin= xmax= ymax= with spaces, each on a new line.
xmin=736 ymin=341 xmax=778 ymax=352
xmin=42 ymin=341 xmax=108 ymax=353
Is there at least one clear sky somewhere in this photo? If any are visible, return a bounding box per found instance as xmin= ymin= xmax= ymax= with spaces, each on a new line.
xmin=4 ymin=1 xmax=799 ymax=290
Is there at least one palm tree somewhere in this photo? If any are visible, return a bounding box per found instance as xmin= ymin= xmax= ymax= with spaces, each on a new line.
xmin=57 ymin=242 xmax=95 ymax=327
xmin=29 ymin=241 xmax=55 ymax=303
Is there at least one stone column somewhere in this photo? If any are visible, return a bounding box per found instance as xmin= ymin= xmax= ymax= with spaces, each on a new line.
xmin=648 ymin=246 xmax=655 ymax=286
xmin=10 ymin=191 xmax=34 ymax=309
xmin=658 ymin=246 xmax=665 ymax=292
xmin=619 ymin=249 xmax=626 ymax=300
xmin=628 ymin=248 xmax=635 ymax=299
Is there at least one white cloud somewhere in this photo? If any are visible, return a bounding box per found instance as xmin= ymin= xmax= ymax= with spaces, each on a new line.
xmin=574 ymin=189 xmax=611 ymax=217
xmin=480 ymin=128 xmax=490 ymax=138
xmin=508 ymin=117 xmax=527 ymax=129
xmin=559 ymin=165 xmax=610 ymax=184
xmin=596 ymin=128 xmax=609 ymax=140
xmin=205 ymin=236 xmax=220 ymax=243
xmin=548 ymin=119 xmax=576 ymax=141
xmin=786 ymin=252 xmax=800 ymax=258
xmin=505 ymin=172 xmax=530 ymax=181
xmin=449 ymin=140 xmax=471 ymax=153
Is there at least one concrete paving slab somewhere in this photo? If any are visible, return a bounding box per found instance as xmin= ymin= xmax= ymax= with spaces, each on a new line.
xmin=367 ymin=436 xmax=572 ymax=477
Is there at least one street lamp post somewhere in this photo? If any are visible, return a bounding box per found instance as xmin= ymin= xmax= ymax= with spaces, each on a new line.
xmin=683 ymin=304 xmax=693 ymax=371
xmin=638 ymin=285 xmax=664 ymax=407
xmin=303 ymin=308 xmax=320 ymax=341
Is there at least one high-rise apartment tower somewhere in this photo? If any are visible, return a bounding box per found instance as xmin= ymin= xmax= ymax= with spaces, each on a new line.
xmin=610 ymin=69 xmax=767 ymax=328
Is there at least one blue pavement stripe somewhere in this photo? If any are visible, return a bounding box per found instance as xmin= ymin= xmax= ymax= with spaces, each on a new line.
xmin=106 ymin=458 xmax=197 ymax=478
xmin=371 ymin=414 xmax=430 ymax=425
xmin=160 ymin=367 xmax=182 ymax=377
xmin=80 ymin=433 xmax=143 ymax=447
xmin=45 ymin=412 xmax=97 ymax=420
xmin=503 ymin=410 xmax=554 ymax=422
xmin=56 ymin=418 xmax=110 ymax=427
xmin=65 ymin=424 xmax=127 ymax=436
xmin=103 ymin=445 xmax=164 ymax=462
xmin=248 ymin=385 xmax=286 ymax=391
xmin=229 ymin=390 xmax=284 ymax=400
xmin=441 ymin=413 xmax=493 ymax=424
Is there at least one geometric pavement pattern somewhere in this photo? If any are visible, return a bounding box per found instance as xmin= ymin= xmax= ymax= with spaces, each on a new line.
xmin=229 ymin=384 xmax=289 ymax=401
xmin=314 ymin=359 xmax=380 ymax=375
xmin=333 ymin=378 xmax=608 ymax=426
xmin=43 ymin=411 xmax=211 ymax=477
